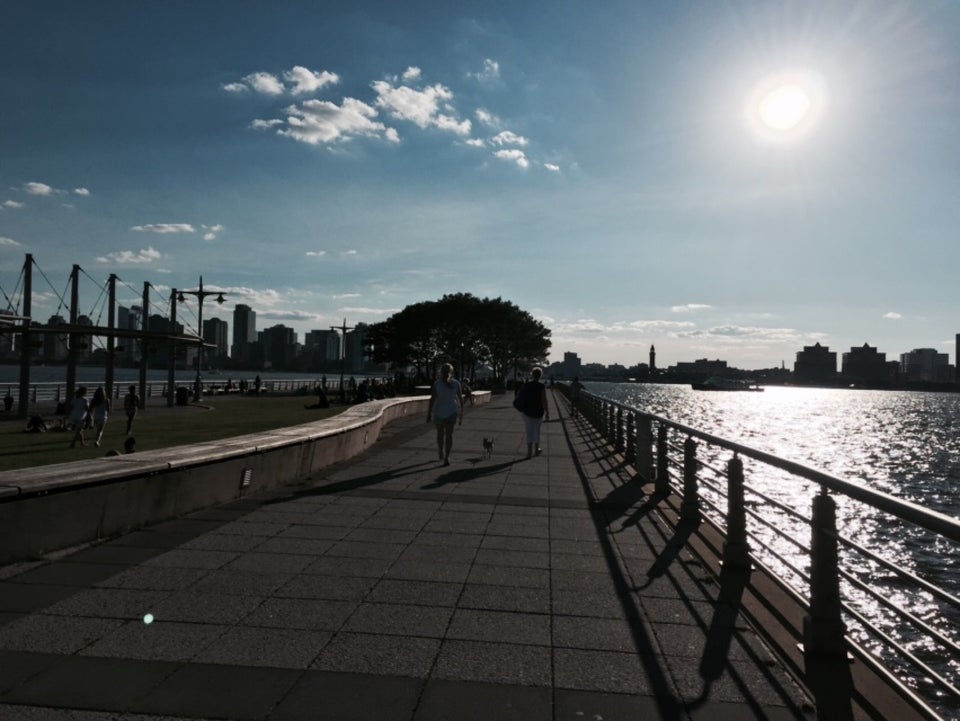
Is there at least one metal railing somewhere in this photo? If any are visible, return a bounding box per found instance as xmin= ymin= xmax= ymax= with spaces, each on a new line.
xmin=562 ymin=386 xmax=960 ymax=721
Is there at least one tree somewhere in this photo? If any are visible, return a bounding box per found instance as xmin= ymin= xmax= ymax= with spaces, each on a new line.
xmin=367 ymin=294 xmax=551 ymax=383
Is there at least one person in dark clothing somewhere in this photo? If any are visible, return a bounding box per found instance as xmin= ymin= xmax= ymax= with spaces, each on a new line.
xmin=515 ymin=367 xmax=549 ymax=459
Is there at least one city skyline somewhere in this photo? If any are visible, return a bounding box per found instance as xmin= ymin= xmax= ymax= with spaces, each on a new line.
xmin=2 ymin=1 xmax=959 ymax=369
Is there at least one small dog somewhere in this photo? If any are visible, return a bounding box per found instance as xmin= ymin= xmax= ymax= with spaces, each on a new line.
xmin=482 ymin=437 xmax=494 ymax=459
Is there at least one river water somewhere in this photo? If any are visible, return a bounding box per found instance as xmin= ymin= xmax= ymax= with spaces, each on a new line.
xmin=587 ymin=381 xmax=959 ymax=716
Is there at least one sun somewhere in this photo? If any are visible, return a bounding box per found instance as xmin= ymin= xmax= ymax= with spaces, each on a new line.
xmin=758 ymin=84 xmax=811 ymax=130
xmin=745 ymin=70 xmax=826 ymax=144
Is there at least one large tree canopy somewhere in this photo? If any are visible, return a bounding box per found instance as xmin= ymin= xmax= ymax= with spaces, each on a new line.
xmin=367 ymin=293 xmax=551 ymax=382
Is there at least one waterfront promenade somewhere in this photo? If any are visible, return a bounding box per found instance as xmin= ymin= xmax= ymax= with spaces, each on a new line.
xmin=0 ymin=392 xmax=815 ymax=720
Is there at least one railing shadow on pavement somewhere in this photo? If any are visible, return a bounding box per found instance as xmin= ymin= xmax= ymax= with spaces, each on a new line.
xmin=555 ymin=389 xmax=816 ymax=720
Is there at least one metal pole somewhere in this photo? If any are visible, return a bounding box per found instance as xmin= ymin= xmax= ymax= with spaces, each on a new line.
xmin=167 ymin=289 xmax=177 ymax=407
xmin=655 ymin=424 xmax=669 ymax=495
xmin=723 ymin=453 xmax=751 ymax=569
xmin=106 ymin=274 xmax=117 ymax=400
xmin=194 ymin=276 xmax=204 ymax=401
xmin=681 ymin=436 xmax=701 ymax=522
xmin=65 ymin=264 xmax=80 ymax=401
xmin=138 ymin=282 xmax=148 ymax=410
xmin=17 ymin=254 xmax=33 ymax=419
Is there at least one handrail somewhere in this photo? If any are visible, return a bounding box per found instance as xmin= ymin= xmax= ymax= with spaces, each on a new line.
xmin=561 ymin=385 xmax=959 ymax=721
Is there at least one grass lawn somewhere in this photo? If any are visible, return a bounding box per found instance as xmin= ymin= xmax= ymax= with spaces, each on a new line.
xmin=0 ymin=394 xmax=347 ymax=472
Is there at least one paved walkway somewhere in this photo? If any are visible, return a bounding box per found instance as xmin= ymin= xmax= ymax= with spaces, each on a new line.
xmin=0 ymin=391 xmax=814 ymax=720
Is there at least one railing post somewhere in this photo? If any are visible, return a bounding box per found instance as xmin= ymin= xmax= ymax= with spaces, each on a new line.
xmin=681 ymin=436 xmax=701 ymax=522
xmin=625 ymin=411 xmax=636 ymax=463
xmin=804 ymin=489 xmax=847 ymax=657
xmin=655 ymin=424 xmax=669 ymax=495
xmin=804 ymin=488 xmax=854 ymax=721
xmin=637 ymin=416 xmax=654 ymax=484
xmin=616 ymin=407 xmax=624 ymax=453
xmin=723 ymin=453 xmax=750 ymax=569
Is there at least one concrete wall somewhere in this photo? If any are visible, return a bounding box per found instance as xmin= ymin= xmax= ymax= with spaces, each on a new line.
xmin=0 ymin=392 xmax=490 ymax=565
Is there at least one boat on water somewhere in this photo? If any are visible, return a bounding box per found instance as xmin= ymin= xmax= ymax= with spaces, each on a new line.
xmin=691 ymin=377 xmax=764 ymax=392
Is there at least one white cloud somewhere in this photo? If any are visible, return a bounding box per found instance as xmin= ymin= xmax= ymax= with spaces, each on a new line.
xmin=491 ymin=130 xmax=528 ymax=146
xmin=284 ymin=65 xmax=339 ymax=95
xmin=2 ymin=200 xmax=24 ymax=209
xmin=465 ymin=138 xmax=486 ymax=148
xmin=202 ymin=224 xmax=224 ymax=241
xmin=372 ymin=80 xmax=470 ymax=135
xmin=475 ymin=108 xmax=499 ymax=127
xmin=883 ymin=312 xmax=902 ymax=320
xmin=222 ymin=82 xmax=248 ymax=93
xmin=544 ymin=163 xmax=560 ymax=172
xmin=493 ymin=149 xmax=529 ymax=169
xmin=402 ymin=67 xmax=422 ymax=82
xmin=73 ymin=187 xmax=90 ymax=196
xmin=0 ymin=236 xmax=20 ymax=246
xmin=251 ymin=118 xmax=284 ymax=129
xmin=468 ymin=58 xmax=500 ymax=83
xmin=306 ymin=250 xmax=327 ymax=257
xmin=280 ymin=97 xmax=396 ymax=145
xmin=130 ymin=223 xmax=196 ymax=234
xmin=244 ymin=71 xmax=285 ymax=95
xmin=24 ymin=182 xmax=54 ymax=195
xmin=671 ymin=304 xmax=712 ymax=313
xmin=341 ymin=249 xmax=358 ymax=256
xmin=96 ymin=247 xmax=162 ymax=265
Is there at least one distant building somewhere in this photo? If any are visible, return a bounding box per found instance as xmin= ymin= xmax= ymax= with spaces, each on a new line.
xmin=305 ymin=329 xmax=341 ymax=370
xmin=672 ymin=358 xmax=728 ymax=376
xmin=562 ymin=351 xmax=582 ymax=378
xmin=794 ymin=342 xmax=837 ymax=383
xmin=232 ymin=304 xmax=257 ymax=365
xmin=900 ymin=348 xmax=950 ymax=382
xmin=649 ymin=345 xmax=656 ymax=372
xmin=203 ymin=317 xmax=230 ymax=366
xmin=44 ymin=314 xmax=68 ymax=361
xmin=841 ymin=343 xmax=889 ymax=385
xmin=344 ymin=322 xmax=370 ymax=372
xmin=260 ymin=324 xmax=298 ymax=370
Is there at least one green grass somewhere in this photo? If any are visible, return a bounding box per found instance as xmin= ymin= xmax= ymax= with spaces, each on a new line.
xmin=0 ymin=394 xmax=346 ymax=472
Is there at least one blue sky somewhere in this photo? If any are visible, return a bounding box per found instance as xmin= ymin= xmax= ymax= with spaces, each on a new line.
xmin=2 ymin=0 xmax=959 ymax=369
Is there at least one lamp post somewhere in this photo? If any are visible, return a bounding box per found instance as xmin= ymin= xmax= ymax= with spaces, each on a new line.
xmin=178 ymin=276 xmax=226 ymax=402
xmin=330 ymin=318 xmax=353 ymax=404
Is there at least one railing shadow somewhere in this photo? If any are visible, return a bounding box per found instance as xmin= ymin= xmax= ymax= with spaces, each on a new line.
xmin=561 ymin=400 xmax=816 ymax=720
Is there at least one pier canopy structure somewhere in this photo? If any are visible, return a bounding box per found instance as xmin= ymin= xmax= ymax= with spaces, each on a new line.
xmin=0 ymin=254 xmax=217 ymax=418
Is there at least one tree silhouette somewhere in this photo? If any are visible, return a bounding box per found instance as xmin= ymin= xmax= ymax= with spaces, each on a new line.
xmin=367 ymin=294 xmax=551 ymax=383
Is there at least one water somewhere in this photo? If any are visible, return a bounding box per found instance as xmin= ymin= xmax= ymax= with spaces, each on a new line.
xmin=587 ymin=381 xmax=960 ymax=716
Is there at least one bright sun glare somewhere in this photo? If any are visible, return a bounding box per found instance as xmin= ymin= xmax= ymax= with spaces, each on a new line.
xmin=745 ymin=70 xmax=826 ymax=144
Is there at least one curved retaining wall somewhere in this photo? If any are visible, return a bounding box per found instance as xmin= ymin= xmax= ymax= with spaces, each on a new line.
xmin=0 ymin=393 xmax=490 ymax=565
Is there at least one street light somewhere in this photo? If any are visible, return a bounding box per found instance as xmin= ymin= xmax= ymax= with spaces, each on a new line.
xmin=178 ymin=276 xmax=226 ymax=401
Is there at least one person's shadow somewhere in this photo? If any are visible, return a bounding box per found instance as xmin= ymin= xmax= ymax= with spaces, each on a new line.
xmin=422 ymin=460 xmax=518 ymax=489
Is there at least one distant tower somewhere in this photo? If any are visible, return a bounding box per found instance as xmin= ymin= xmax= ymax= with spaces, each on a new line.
xmin=649 ymin=344 xmax=656 ymax=372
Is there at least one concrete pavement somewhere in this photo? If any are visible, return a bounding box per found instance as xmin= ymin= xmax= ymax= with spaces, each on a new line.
xmin=0 ymin=390 xmax=815 ymax=720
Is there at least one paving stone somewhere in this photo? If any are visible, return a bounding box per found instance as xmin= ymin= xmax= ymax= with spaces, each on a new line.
xmin=270 ymin=670 xmax=422 ymax=721
xmin=458 ymin=584 xmax=550 ymax=614
xmin=553 ymin=647 xmax=655 ymax=695
xmin=366 ymin=579 xmax=463 ymax=607
xmin=311 ymin=632 xmax=440 ymax=677
xmin=343 ymin=602 xmax=453 ymax=637
xmin=240 ymin=597 xmax=355 ymax=630
xmin=194 ymin=626 xmax=330 ymax=668
xmin=137 ymin=663 xmax=300 ymax=720
xmin=446 ymin=608 xmax=551 ymax=646
xmin=0 ymin=615 xmax=122 ymax=654
xmin=2 ymin=655 xmax=177 ymax=711
xmin=80 ymin=620 xmax=228 ymax=662
xmin=150 ymin=590 xmax=264 ymax=624
xmin=275 ymin=574 xmax=376 ymax=601
xmin=433 ymin=640 xmax=551 ymax=686
xmin=43 ymin=588 xmax=169 ymax=620
xmin=414 ymin=679 xmax=551 ymax=721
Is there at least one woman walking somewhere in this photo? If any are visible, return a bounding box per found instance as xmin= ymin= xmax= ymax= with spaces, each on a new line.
xmin=516 ymin=367 xmax=549 ymax=459
xmin=90 ymin=386 xmax=110 ymax=448
xmin=68 ymin=386 xmax=90 ymax=448
xmin=426 ymin=362 xmax=463 ymax=466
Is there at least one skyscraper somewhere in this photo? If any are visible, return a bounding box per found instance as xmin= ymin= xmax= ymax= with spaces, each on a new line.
xmin=232 ymin=304 xmax=256 ymax=364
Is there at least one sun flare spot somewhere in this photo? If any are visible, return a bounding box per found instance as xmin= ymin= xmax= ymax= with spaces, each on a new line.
xmin=745 ymin=70 xmax=825 ymax=145
xmin=758 ymin=84 xmax=810 ymax=130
